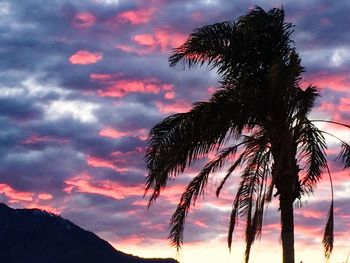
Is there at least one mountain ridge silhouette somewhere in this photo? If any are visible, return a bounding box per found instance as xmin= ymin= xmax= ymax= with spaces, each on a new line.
xmin=0 ymin=203 xmax=178 ymax=263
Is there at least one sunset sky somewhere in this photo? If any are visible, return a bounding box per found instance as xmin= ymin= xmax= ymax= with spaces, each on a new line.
xmin=1 ymin=0 xmax=350 ymax=262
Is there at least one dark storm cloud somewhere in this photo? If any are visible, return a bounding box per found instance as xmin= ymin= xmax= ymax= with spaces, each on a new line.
xmin=0 ymin=117 xmax=26 ymax=151
xmin=60 ymin=193 xmax=171 ymax=242
xmin=292 ymin=1 xmax=350 ymax=48
xmin=0 ymin=97 xmax=42 ymax=120
xmin=0 ymin=146 xmax=86 ymax=191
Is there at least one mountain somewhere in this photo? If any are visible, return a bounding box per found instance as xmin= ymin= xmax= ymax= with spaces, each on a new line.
xmin=0 ymin=203 xmax=178 ymax=263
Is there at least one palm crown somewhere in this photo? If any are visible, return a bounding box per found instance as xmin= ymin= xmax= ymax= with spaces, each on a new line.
xmin=144 ymin=7 xmax=350 ymax=263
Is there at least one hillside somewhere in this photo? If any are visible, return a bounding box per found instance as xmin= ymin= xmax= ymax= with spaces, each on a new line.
xmin=0 ymin=203 xmax=178 ymax=263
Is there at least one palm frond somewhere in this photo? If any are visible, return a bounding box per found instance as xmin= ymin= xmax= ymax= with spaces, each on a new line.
xmin=216 ymin=132 xmax=269 ymax=197
xmin=170 ymin=6 xmax=294 ymax=87
xmin=296 ymin=119 xmax=327 ymax=195
xmin=293 ymin=85 xmax=319 ymax=120
xmin=226 ymin=131 xmax=271 ymax=263
xmin=145 ymin=87 xmax=263 ymax=205
xmin=169 ymin=21 xmax=236 ymax=72
xmin=242 ymin=148 xmax=271 ymax=263
xmin=323 ymin=200 xmax=334 ymax=259
xmin=337 ymin=143 xmax=350 ymax=168
xmin=236 ymin=7 xmax=293 ymax=65
xmin=169 ymin=143 xmax=246 ymax=249
xmin=169 ymin=172 xmax=208 ymax=249
xmin=323 ymin=163 xmax=334 ymax=260
xmin=216 ymin=152 xmax=245 ymax=197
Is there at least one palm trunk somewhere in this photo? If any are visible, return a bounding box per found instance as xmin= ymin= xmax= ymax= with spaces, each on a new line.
xmin=280 ymin=195 xmax=295 ymax=263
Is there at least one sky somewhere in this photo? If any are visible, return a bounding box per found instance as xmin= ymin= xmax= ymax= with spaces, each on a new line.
xmin=1 ymin=0 xmax=350 ymax=262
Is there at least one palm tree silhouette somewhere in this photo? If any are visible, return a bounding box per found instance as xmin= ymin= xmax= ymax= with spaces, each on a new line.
xmin=144 ymin=7 xmax=350 ymax=263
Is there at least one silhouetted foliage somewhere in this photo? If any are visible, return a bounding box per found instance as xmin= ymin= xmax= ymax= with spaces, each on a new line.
xmin=145 ymin=6 xmax=350 ymax=263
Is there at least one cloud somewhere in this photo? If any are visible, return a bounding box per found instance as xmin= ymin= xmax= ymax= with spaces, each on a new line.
xmin=72 ymin=12 xmax=97 ymax=29
xmin=43 ymin=99 xmax=100 ymax=123
xmin=94 ymin=76 xmax=174 ymax=98
xmin=22 ymin=134 xmax=69 ymax=145
xmin=0 ymin=183 xmax=34 ymax=202
xmin=64 ymin=173 xmax=142 ymax=200
xmin=117 ymin=7 xmax=156 ymax=25
xmin=1 ymin=0 xmax=350 ymax=261
xmin=132 ymin=29 xmax=187 ymax=53
xmin=68 ymin=50 xmax=103 ymax=65
xmin=99 ymin=127 xmax=147 ymax=140
xmin=38 ymin=193 xmax=53 ymax=200
xmin=155 ymin=100 xmax=191 ymax=113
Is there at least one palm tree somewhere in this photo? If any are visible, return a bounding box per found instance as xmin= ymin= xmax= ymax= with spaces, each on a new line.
xmin=144 ymin=7 xmax=350 ymax=263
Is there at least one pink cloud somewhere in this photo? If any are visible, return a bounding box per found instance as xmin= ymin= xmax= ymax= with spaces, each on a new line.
xmin=90 ymin=73 xmax=114 ymax=82
xmin=193 ymin=220 xmax=209 ymax=228
xmin=294 ymin=224 xmax=323 ymax=239
xmin=116 ymin=28 xmax=187 ymax=56
xmin=117 ymin=8 xmax=155 ymax=25
xmin=100 ymin=80 xmax=159 ymax=96
xmin=69 ymin=50 xmax=103 ymax=65
xmin=154 ymin=29 xmax=187 ymax=50
xmin=303 ymin=72 xmax=350 ymax=91
xmin=148 ymin=183 xmax=187 ymax=205
xmin=295 ymin=209 xmax=325 ymax=219
xmin=131 ymin=199 xmax=148 ymax=206
xmin=164 ymin=91 xmax=175 ymax=100
xmin=317 ymin=97 xmax=350 ymax=123
xmin=38 ymin=193 xmax=53 ymax=200
xmin=0 ymin=184 xmax=34 ymax=202
xmin=64 ymin=173 xmax=142 ymax=200
xmin=99 ymin=128 xmax=130 ymax=138
xmin=117 ymin=235 xmax=146 ymax=245
xmin=339 ymin=97 xmax=350 ymax=111
xmin=0 ymin=184 xmax=61 ymax=214
xmin=22 ymin=135 xmax=68 ymax=145
xmin=115 ymin=44 xmax=142 ymax=55
xmin=96 ymin=77 xmax=173 ymax=98
xmin=72 ymin=12 xmax=97 ymax=29
xmin=133 ymin=34 xmax=155 ymax=46
xmin=206 ymin=196 xmax=233 ymax=207
xmin=90 ymin=73 xmax=123 ymax=84
xmin=99 ymin=127 xmax=147 ymax=140
xmin=130 ymin=29 xmax=187 ymax=54
xmin=26 ymin=204 xmax=61 ymax=215
xmin=86 ymin=155 xmax=128 ymax=172
xmin=87 ymin=156 xmax=116 ymax=169
xmin=207 ymin=86 xmax=216 ymax=94
xmin=155 ymin=100 xmax=192 ymax=114
xmin=140 ymin=220 xmax=165 ymax=231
